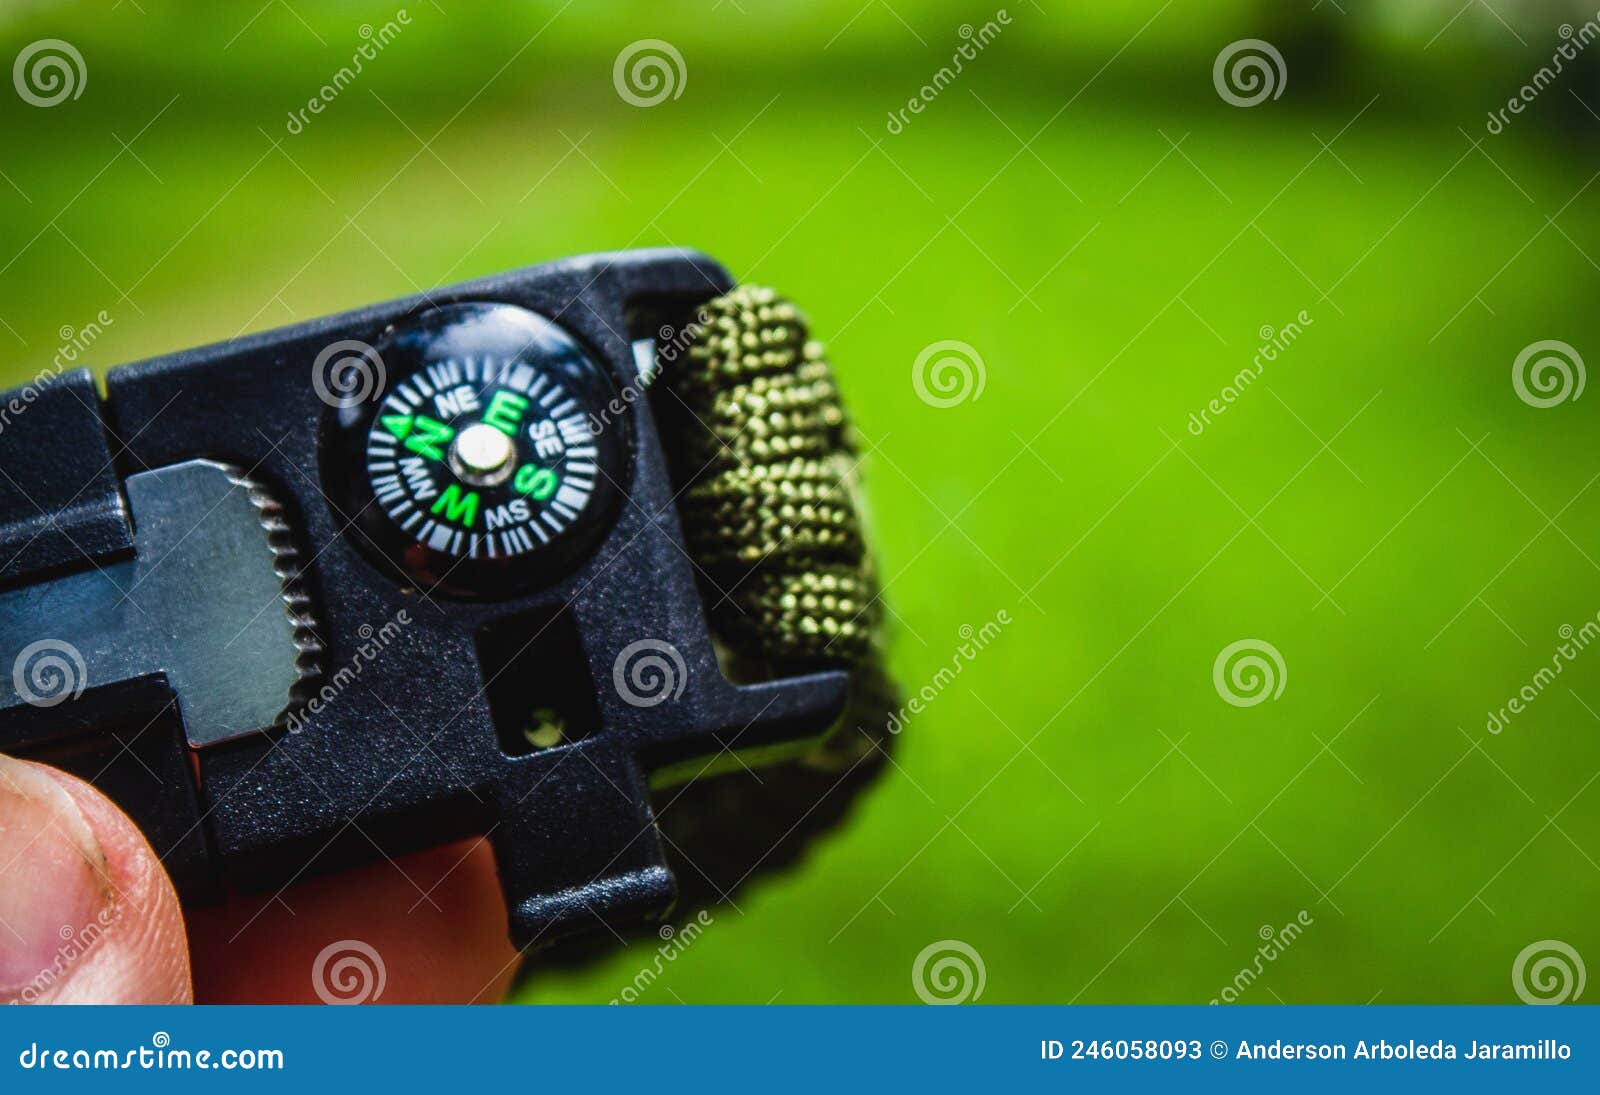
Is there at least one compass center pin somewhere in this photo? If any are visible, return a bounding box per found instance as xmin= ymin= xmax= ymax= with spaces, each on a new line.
xmin=450 ymin=421 xmax=516 ymax=486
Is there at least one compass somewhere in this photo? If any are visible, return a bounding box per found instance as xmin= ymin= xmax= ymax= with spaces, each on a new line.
xmin=330 ymin=302 xmax=631 ymax=597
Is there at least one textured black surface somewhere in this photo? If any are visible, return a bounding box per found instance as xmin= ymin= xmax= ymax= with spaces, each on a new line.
xmin=0 ymin=368 xmax=133 ymax=590
xmin=0 ymin=250 xmax=850 ymax=947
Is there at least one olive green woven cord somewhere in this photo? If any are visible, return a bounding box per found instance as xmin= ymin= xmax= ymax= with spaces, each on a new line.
xmin=670 ymin=286 xmax=881 ymax=669
xmin=501 ymin=284 xmax=898 ymax=961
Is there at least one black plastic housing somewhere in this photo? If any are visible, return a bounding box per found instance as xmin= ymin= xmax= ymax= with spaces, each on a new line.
xmin=0 ymin=250 xmax=848 ymax=947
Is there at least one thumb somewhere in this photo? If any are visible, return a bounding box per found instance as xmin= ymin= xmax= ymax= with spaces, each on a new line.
xmin=0 ymin=754 xmax=192 ymax=1004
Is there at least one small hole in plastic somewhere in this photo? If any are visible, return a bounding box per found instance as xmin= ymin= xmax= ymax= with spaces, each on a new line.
xmin=477 ymin=607 xmax=600 ymax=756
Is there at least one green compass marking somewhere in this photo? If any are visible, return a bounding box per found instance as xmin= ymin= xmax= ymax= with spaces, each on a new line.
xmin=430 ymin=483 xmax=480 ymax=528
xmin=383 ymin=413 xmax=454 ymax=462
xmin=483 ymin=390 xmax=528 ymax=436
xmin=514 ymin=464 xmax=559 ymax=501
xmin=407 ymin=415 xmax=455 ymax=461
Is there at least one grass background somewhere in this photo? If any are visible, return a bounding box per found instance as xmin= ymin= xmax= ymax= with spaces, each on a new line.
xmin=2 ymin=0 xmax=1598 ymax=1003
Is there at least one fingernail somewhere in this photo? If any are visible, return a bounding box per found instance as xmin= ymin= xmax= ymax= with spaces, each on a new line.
xmin=0 ymin=756 xmax=110 ymax=1001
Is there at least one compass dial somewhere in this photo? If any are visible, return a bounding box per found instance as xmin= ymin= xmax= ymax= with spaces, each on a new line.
xmin=332 ymin=303 xmax=630 ymax=597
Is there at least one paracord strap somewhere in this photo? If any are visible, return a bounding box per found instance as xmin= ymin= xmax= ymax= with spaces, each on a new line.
xmin=527 ymin=290 xmax=897 ymax=970
xmin=666 ymin=284 xmax=893 ymax=768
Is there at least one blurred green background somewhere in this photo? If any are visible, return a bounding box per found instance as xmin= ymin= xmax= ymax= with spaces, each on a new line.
xmin=2 ymin=0 xmax=1598 ymax=1004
